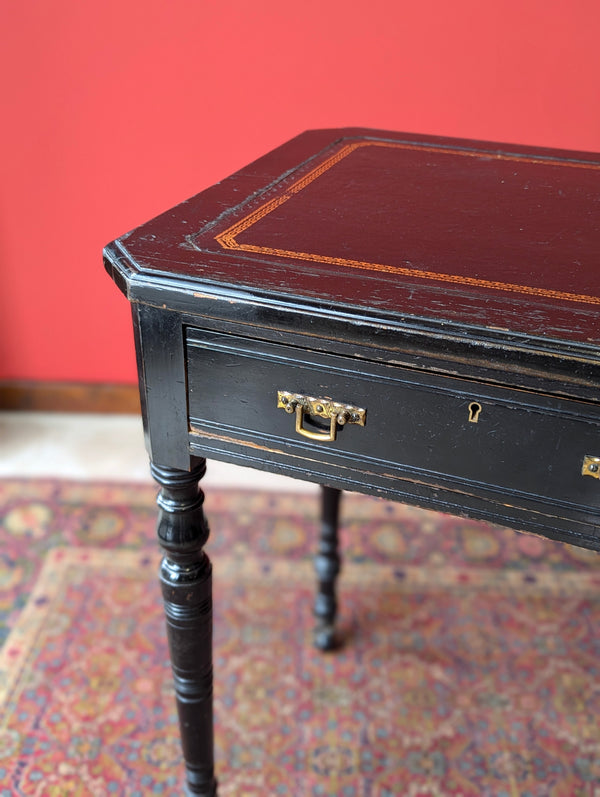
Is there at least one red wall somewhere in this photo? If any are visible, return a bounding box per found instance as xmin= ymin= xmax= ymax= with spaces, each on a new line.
xmin=2 ymin=0 xmax=599 ymax=385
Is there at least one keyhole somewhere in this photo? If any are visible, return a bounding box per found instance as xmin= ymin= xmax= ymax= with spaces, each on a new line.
xmin=468 ymin=402 xmax=482 ymax=423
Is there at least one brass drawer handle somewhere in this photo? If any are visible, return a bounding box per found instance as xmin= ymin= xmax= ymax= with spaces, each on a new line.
xmin=277 ymin=391 xmax=366 ymax=442
xmin=582 ymin=455 xmax=600 ymax=479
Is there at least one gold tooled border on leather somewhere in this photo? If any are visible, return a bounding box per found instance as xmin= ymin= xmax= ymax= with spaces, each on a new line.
xmin=215 ymin=140 xmax=600 ymax=306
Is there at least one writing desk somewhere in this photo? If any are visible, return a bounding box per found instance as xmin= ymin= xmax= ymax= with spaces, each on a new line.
xmin=104 ymin=128 xmax=600 ymax=795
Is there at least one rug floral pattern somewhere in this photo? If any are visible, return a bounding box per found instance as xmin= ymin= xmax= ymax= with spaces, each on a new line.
xmin=0 ymin=479 xmax=599 ymax=795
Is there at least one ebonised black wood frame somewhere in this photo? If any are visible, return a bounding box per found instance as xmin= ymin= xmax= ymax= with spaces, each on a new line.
xmin=104 ymin=128 xmax=600 ymax=795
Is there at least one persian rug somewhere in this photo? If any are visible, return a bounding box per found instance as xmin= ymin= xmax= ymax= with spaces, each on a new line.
xmin=0 ymin=479 xmax=599 ymax=796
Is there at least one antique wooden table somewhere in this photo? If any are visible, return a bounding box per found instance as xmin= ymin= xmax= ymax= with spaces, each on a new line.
xmin=104 ymin=128 xmax=600 ymax=795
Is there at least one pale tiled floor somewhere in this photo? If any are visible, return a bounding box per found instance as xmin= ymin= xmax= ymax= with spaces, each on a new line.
xmin=0 ymin=411 xmax=315 ymax=492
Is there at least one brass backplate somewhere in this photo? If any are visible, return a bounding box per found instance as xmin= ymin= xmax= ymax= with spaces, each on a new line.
xmin=277 ymin=391 xmax=366 ymax=425
xmin=582 ymin=455 xmax=600 ymax=479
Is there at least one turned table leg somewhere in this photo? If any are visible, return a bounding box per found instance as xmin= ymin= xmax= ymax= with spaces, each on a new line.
xmin=151 ymin=459 xmax=218 ymax=797
xmin=314 ymin=485 xmax=342 ymax=651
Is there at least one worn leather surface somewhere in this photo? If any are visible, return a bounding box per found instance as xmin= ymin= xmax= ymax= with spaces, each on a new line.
xmin=113 ymin=128 xmax=600 ymax=344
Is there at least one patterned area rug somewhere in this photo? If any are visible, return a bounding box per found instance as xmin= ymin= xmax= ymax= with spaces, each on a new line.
xmin=1 ymin=479 xmax=600 ymax=796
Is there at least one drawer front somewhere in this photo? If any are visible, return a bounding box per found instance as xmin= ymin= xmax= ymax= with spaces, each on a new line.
xmin=186 ymin=329 xmax=600 ymax=518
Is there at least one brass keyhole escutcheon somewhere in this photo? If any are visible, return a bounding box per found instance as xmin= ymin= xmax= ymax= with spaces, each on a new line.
xmin=468 ymin=402 xmax=482 ymax=423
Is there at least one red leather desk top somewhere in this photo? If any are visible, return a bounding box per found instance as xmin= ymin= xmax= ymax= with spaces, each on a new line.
xmin=111 ymin=128 xmax=600 ymax=346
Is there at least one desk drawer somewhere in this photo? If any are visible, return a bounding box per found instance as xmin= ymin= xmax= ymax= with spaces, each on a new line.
xmin=186 ymin=329 xmax=600 ymax=517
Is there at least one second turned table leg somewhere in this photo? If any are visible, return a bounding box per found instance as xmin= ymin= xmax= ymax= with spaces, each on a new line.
xmin=314 ymin=485 xmax=342 ymax=651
